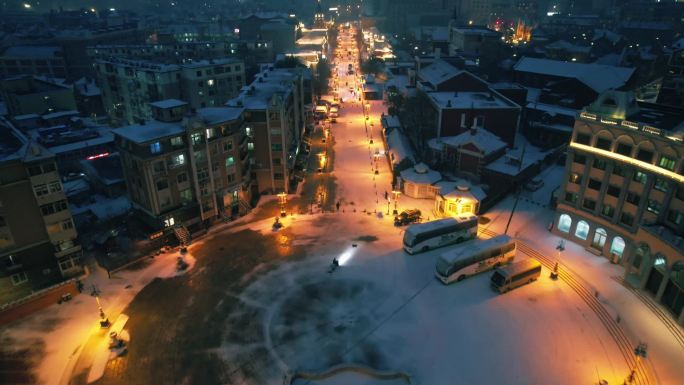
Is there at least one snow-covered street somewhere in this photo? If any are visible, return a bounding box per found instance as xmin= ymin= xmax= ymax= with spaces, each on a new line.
xmin=2 ymin=22 xmax=683 ymax=385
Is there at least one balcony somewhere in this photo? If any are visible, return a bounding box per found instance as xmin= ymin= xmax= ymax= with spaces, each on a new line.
xmin=54 ymin=243 xmax=82 ymax=259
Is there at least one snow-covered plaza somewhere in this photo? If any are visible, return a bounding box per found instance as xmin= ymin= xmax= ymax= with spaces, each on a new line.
xmin=1 ymin=21 xmax=682 ymax=385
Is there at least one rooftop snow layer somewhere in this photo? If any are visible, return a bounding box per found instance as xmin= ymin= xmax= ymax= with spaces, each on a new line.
xmin=513 ymin=57 xmax=635 ymax=93
xmin=113 ymin=120 xmax=185 ymax=144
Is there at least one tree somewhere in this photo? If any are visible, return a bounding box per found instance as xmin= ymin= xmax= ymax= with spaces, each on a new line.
xmin=360 ymin=58 xmax=384 ymax=75
xmin=274 ymin=56 xmax=306 ymax=69
xmin=314 ymin=58 xmax=331 ymax=97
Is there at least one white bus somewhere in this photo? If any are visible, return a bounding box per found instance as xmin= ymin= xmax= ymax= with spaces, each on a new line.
xmin=403 ymin=216 xmax=477 ymax=255
xmin=435 ymin=235 xmax=516 ymax=284
xmin=490 ymin=258 xmax=541 ymax=293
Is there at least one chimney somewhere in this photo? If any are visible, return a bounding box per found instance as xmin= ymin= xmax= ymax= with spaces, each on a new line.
xmin=446 ymin=99 xmax=452 ymax=108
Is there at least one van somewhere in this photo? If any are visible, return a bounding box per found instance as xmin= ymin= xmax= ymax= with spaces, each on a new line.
xmin=490 ymin=258 xmax=541 ymax=293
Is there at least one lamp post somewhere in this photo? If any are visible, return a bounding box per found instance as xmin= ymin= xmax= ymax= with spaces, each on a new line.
xmin=93 ymin=287 xmax=110 ymax=328
xmin=625 ymin=343 xmax=648 ymax=384
xmin=277 ymin=192 xmax=287 ymax=217
xmin=392 ymin=190 xmax=401 ymax=215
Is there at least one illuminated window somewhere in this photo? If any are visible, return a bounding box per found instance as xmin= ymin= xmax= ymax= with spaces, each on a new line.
xmin=575 ymin=220 xmax=590 ymax=240
xmin=171 ymin=136 xmax=183 ymax=146
xmin=557 ymin=214 xmax=572 ymax=233
xmin=632 ymin=171 xmax=647 ymax=184
xmin=610 ymin=237 xmax=625 ymax=257
xmin=225 ymin=156 xmax=235 ymax=167
xmin=654 ymin=178 xmax=669 ymax=192
xmin=150 ymin=142 xmax=161 ymax=154
xmin=658 ymin=155 xmax=676 ymax=171
xmin=568 ymin=173 xmax=582 ymax=184
xmin=164 ymin=217 xmax=175 ymax=227
xmin=191 ymin=133 xmax=203 ymax=145
xmin=646 ymin=200 xmax=661 ymax=214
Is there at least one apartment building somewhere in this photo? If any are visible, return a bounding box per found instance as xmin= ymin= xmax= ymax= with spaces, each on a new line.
xmin=0 ymin=46 xmax=67 ymax=78
xmin=112 ymin=101 xmax=252 ymax=233
xmin=94 ymin=57 xmax=245 ymax=125
xmin=226 ymin=65 xmax=309 ymax=194
xmin=87 ymin=42 xmax=229 ymax=64
xmin=554 ymin=90 xmax=684 ymax=325
xmin=0 ymin=75 xmax=77 ymax=117
xmin=0 ymin=119 xmax=82 ymax=305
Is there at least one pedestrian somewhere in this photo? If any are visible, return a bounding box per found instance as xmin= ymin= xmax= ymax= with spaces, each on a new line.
xmin=336 ymin=201 xmax=340 ymax=211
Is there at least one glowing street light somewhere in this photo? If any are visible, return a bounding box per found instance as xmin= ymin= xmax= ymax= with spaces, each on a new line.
xmin=392 ymin=190 xmax=401 ymax=215
xmin=277 ymin=192 xmax=287 ymax=217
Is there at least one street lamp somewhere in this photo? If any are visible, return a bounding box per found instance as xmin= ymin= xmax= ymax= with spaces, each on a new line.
xmin=277 ymin=192 xmax=287 ymax=217
xmin=625 ymin=343 xmax=648 ymax=384
xmin=93 ymin=287 xmax=110 ymax=328
xmin=392 ymin=190 xmax=401 ymax=215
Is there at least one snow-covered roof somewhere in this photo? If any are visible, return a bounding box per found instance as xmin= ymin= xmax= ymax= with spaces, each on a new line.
xmin=526 ymin=102 xmax=577 ymax=118
xmin=113 ymin=120 xmax=185 ymax=144
xmin=2 ymin=45 xmax=61 ymax=58
xmin=400 ymin=163 xmax=441 ymax=185
xmin=484 ymin=136 xmax=551 ymax=176
xmin=73 ymin=77 xmax=101 ymax=96
xmin=593 ymin=53 xmax=621 ymax=66
xmin=381 ymin=115 xmax=401 ymax=130
xmin=418 ymin=60 xmax=461 ymax=88
xmin=593 ymin=29 xmax=623 ymax=44
xmin=428 ymin=129 xmax=507 ymax=156
xmin=545 ymin=40 xmax=591 ymax=54
xmin=387 ymin=129 xmax=415 ymax=165
xmin=197 ymin=107 xmax=244 ymax=125
xmin=42 ymin=110 xmax=79 ymax=120
xmin=47 ymin=131 xmax=114 ymax=155
xmin=429 ymin=91 xmax=515 ymax=110
xmin=513 ymin=57 xmax=635 ymax=93
xmin=150 ymin=99 xmax=188 ymax=109
xmin=436 ymin=180 xmax=486 ymax=202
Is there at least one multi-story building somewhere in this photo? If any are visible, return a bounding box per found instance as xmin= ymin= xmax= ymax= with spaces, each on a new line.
xmin=112 ymin=101 xmax=252 ymax=233
xmin=554 ymin=90 xmax=684 ymax=325
xmin=0 ymin=75 xmax=77 ymax=117
xmin=447 ymin=25 xmax=501 ymax=57
xmin=0 ymin=46 xmax=67 ymax=78
xmin=86 ymin=42 xmax=230 ymax=64
xmin=0 ymin=118 xmax=82 ymax=305
xmin=226 ymin=65 xmax=310 ymax=194
xmin=657 ymin=47 xmax=684 ymax=108
xmin=94 ymin=57 xmax=245 ymax=125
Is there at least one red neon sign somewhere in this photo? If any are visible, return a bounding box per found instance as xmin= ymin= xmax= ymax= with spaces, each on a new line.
xmin=86 ymin=152 xmax=110 ymax=160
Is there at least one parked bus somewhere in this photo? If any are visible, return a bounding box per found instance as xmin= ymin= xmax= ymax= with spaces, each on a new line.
xmin=435 ymin=235 xmax=516 ymax=284
xmin=490 ymin=258 xmax=542 ymax=293
xmin=403 ymin=216 xmax=477 ymax=255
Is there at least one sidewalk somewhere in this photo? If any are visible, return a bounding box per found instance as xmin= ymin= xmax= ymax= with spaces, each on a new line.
xmin=483 ymin=187 xmax=684 ymax=385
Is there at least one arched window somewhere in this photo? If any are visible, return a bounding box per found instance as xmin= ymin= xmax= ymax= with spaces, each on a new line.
xmin=592 ymin=228 xmax=607 ymax=249
xmin=654 ymin=254 xmax=667 ymax=270
xmin=575 ymin=220 xmax=590 ymax=240
xmin=633 ymin=244 xmax=649 ymax=269
xmin=558 ymin=214 xmax=572 ymax=233
xmin=610 ymin=237 xmax=625 ymax=257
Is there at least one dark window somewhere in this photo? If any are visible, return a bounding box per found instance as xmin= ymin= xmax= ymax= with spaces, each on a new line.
xmin=273 ymin=173 xmax=284 ymax=180
xmin=28 ymin=165 xmax=43 ymax=176
xmin=625 ymin=192 xmax=640 ymax=205
xmin=677 ymin=186 xmax=684 ymax=201
xmin=573 ymin=154 xmax=587 ymax=165
xmin=607 ymin=185 xmax=621 ymax=197
xmin=588 ymin=179 xmax=602 ymax=190
xmin=613 ymin=164 xmax=627 ymax=177
xmin=177 ymin=173 xmax=188 ymax=184
xmin=271 ymin=144 xmax=282 ymax=151
xmin=601 ymin=205 xmax=615 ymax=218
xmin=156 ymin=179 xmax=169 ymax=191
xmin=616 ymin=143 xmax=632 ymax=156
xmin=593 ymin=158 xmax=608 ymax=170
xmin=620 ymin=212 xmax=634 ymax=226
xmin=565 ymin=193 xmax=578 ymax=203
xmin=596 ymin=137 xmax=611 ymax=150
xmin=583 ymin=198 xmax=596 ymax=210
xmin=667 ymin=210 xmax=684 ymax=226
xmin=42 ymin=162 xmax=56 ymax=173
xmin=575 ymin=133 xmax=591 ymax=145
xmin=633 ymin=171 xmax=647 ymax=184
xmin=636 ymin=149 xmax=653 ymax=163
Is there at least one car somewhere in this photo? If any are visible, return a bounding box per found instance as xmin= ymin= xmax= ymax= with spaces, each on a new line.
xmin=394 ymin=209 xmax=422 ymax=226
xmin=525 ymin=178 xmax=544 ymax=191
xmin=331 ymin=117 xmax=337 ymax=123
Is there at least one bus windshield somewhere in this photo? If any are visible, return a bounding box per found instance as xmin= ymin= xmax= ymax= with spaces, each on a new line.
xmin=491 ymin=271 xmax=506 ymax=286
xmin=403 ymin=232 xmax=416 ymax=246
xmin=436 ymin=258 xmax=451 ymax=276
